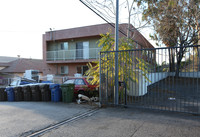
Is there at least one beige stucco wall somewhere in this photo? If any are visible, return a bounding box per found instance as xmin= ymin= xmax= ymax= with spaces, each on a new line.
xmin=0 ymin=67 xmax=5 ymax=71
xmin=47 ymin=37 xmax=100 ymax=51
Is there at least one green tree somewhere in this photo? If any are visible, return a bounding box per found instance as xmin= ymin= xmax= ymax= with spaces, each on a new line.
xmin=138 ymin=0 xmax=200 ymax=77
xmin=85 ymin=32 xmax=150 ymax=88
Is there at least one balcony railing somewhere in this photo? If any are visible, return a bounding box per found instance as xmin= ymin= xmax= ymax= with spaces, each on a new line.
xmin=46 ymin=48 xmax=101 ymax=61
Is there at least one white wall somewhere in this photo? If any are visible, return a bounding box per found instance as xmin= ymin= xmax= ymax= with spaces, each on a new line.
xmin=128 ymin=71 xmax=200 ymax=97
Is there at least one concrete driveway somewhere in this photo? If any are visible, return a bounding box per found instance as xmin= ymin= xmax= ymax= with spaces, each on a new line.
xmin=0 ymin=102 xmax=200 ymax=137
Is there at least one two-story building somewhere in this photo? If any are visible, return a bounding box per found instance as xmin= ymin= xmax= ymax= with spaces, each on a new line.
xmin=42 ymin=23 xmax=154 ymax=76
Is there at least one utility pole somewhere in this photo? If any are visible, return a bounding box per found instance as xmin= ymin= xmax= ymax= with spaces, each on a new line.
xmin=114 ymin=0 xmax=119 ymax=105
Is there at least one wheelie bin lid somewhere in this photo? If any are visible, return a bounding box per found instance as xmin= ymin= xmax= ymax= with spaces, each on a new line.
xmin=60 ymin=84 xmax=75 ymax=87
xmin=5 ymin=87 xmax=14 ymax=91
xmin=49 ymin=84 xmax=60 ymax=89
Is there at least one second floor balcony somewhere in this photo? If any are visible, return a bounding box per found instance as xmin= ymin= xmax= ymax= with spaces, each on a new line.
xmin=46 ymin=48 xmax=101 ymax=61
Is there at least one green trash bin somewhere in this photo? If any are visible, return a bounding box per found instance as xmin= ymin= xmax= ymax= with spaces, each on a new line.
xmin=61 ymin=84 xmax=74 ymax=103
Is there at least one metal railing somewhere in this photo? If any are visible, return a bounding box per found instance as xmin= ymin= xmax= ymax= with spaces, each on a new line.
xmin=100 ymin=45 xmax=200 ymax=114
xmin=46 ymin=48 xmax=101 ymax=61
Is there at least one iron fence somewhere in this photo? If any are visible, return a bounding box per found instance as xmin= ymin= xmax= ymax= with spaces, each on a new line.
xmin=100 ymin=45 xmax=200 ymax=114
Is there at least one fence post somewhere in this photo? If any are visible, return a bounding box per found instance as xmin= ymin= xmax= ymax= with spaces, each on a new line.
xmin=99 ymin=52 xmax=102 ymax=107
xmin=114 ymin=0 xmax=119 ymax=105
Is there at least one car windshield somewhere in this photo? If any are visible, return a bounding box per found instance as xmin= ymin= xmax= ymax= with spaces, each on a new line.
xmin=64 ymin=79 xmax=75 ymax=84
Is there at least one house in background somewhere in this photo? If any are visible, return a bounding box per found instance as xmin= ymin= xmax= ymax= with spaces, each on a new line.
xmin=0 ymin=56 xmax=18 ymax=71
xmin=0 ymin=57 xmax=46 ymax=85
xmin=43 ymin=23 xmax=154 ymax=77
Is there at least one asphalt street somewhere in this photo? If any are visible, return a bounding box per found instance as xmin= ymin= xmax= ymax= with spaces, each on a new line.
xmin=0 ymin=102 xmax=200 ymax=137
xmin=0 ymin=102 xmax=95 ymax=137
xmin=41 ymin=107 xmax=200 ymax=137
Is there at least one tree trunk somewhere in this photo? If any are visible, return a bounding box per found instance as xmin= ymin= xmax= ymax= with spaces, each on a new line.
xmin=175 ymin=60 xmax=181 ymax=78
xmin=198 ymin=21 xmax=200 ymax=71
xmin=198 ymin=47 xmax=200 ymax=71
xmin=175 ymin=47 xmax=184 ymax=78
xmin=168 ymin=48 xmax=175 ymax=72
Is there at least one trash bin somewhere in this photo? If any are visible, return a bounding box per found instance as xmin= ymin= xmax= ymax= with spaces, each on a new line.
xmin=22 ymin=86 xmax=32 ymax=101
xmin=50 ymin=84 xmax=61 ymax=102
xmin=0 ymin=88 xmax=7 ymax=101
xmin=39 ymin=84 xmax=51 ymax=101
xmin=30 ymin=85 xmax=41 ymax=101
xmin=14 ymin=87 xmax=24 ymax=101
xmin=5 ymin=87 xmax=14 ymax=101
xmin=61 ymin=84 xmax=75 ymax=103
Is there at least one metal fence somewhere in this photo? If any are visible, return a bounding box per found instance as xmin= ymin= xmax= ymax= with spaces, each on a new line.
xmin=100 ymin=45 xmax=200 ymax=114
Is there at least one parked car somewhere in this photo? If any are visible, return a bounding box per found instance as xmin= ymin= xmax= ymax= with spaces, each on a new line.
xmin=9 ymin=77 xmax=37 ymax=87
xmin=63 ymin=77 xmax=99 ymax=97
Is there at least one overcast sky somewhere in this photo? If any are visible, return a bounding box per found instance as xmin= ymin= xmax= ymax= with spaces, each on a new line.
xmin=0 ymin=0 xmax=154 ymax=59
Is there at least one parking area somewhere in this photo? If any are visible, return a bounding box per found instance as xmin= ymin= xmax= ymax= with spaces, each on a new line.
xmin=0 ymin=102 xmax=95 ymax=137
xmin=41 ymin=108 xmax=200 ymax=137
xmin=0 ymin=102 xmax=200 ymax=137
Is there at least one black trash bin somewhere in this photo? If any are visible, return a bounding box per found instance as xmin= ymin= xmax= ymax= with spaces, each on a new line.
xmin=14 ymin=87 xmax=24 ymax=101
xmin=22 ymin=86 xmax=32 ymax=101
xmin=39 ymin=84 xmax=51 ymax=101
xmin=30 ymin=85 xmax=41 ymax=101
xmin=0 ymin=88 xmax=7 ymax=101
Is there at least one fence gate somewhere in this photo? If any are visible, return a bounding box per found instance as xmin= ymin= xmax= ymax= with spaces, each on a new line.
xmin=100 ymin=45 xmax=200 ymax=114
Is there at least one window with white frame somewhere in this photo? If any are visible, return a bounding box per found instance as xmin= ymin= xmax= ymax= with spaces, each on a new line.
xmin=61 ymin=66 xmax=69 ymax=74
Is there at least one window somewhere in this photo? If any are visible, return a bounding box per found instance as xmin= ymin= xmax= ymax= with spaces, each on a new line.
xmin=61 ymin=42 xmax=68 ymax=50
xmin=61 ymin=66 xmax=68 ymax=74
xmin=76 ymin=65 xmax=89 ymax=75
xmin=77 ymin=66 xmax=82 ymax=74
xmin=82 ymin=66 xmax=89 ymax=75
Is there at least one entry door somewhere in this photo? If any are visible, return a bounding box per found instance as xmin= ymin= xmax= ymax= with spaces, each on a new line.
xmin=76 ymin=42 xmax=83 ymax=59
xmin=83 ymin=41 xmax=89 ymax=59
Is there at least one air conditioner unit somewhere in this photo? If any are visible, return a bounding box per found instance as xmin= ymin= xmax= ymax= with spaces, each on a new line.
xmin=24 ymin=70 xmax=39 ymax=82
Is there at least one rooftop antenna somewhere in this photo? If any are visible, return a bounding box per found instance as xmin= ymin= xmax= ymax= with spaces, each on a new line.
xmin=49 ymin=28 xmax=55 ymax=41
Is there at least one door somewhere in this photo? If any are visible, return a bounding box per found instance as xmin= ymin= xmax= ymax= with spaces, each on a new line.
xmin=83 ymin=41 xmax=89 ymax=59
xmin=76 ymin=42 xmax=83 ymax=59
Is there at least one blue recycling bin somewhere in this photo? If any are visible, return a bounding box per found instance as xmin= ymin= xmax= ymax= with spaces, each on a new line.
xmin=50 ymin=84 xmax=61 ymax=102
xmin=5 ymin=87 xmax=14 ymax=101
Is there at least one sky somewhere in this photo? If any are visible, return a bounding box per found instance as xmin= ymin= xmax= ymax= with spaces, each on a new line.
xmin=0 ymin=0 xmax=155 ymax=59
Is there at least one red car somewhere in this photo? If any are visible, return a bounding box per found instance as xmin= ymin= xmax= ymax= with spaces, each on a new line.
xmin=63 ymin=77 xmax=98 ymax=97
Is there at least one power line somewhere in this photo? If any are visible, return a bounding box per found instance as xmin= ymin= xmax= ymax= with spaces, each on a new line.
xmin=79 ymin=0 xmax=145 ymax=46
xmin=80 ymin=0 xmax=127 ymax=36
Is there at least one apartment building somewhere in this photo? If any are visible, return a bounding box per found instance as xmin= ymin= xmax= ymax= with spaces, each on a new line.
xmin=42 ymin=23 xmax=154 ymax=76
